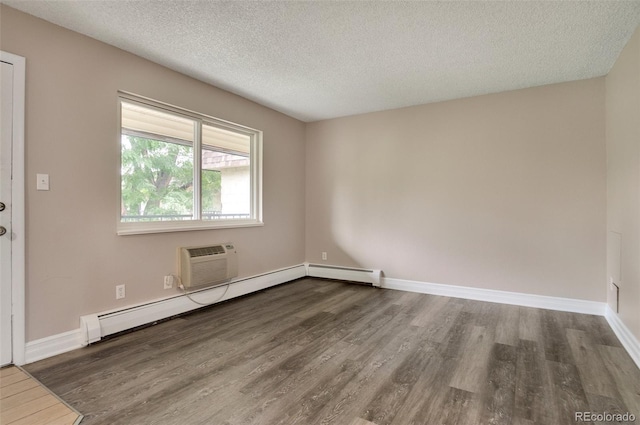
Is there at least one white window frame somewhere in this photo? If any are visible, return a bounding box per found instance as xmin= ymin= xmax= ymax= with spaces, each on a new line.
xmin=117 ymin=92 xmax=263 ymax=235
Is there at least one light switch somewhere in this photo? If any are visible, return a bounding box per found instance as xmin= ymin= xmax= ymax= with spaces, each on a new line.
xmin=36 ymin=173 xmax=49 ymax=191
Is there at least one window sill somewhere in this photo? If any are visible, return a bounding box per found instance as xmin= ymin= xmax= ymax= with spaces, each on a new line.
xmin=117 ymin=219 xmax=264 ymax=236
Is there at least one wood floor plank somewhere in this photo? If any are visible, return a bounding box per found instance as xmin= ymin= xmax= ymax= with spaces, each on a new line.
xmin=209 ymin=312 xmax=417 ymax=425
xmin=313 ymin=320 xmax=424 ymax=424
xmin=480 ymin=343 xmax=517 ymax=425
xmin=518 ymin=307 xmax=542 ymax=342
xmin=86 ymin=296 xmax=380 ymax=423
xmin=546 ymin=360 xmax=590 ymax=425
xmin=198 ymin=282 xmax=339 ymax=332
xmin=511 ymin=418 xmax=535 ymax=425
xmin=590 ymin=317 xmax=624 ymax=348
xmin=434 ymin=387 xmax=480 ymax=425
xmin=541 ymin=310 xmax=575 ymax=364
xmin=361 ymin=337 xmax=440 ymax=425
xmin=421 ymin=300 xmax=464 ymax=344
xmin=0 ymin=369 xmax=28 ymax=388
xmin=462 ymin=298 xmax=499 ymax=329
xmin=350 ymin=418 xmax=377 ymax=425
xmin=438 ymin=311 xmax=474 ymax=358
xmin=408 ymin=295 xmax=464 ymax=343
xmin=322 ymin=288 xmax=374 ymax=315
xmin=9 ymin=402 xmax=75 ymax=425
xmin=566 ymin=329 xmax=620 ymax=398
xmin=0 ymin=366 xmax=22 ymax=379
xmin=239 ymin=312 xmax=344 ymax=397
xmin=0 ymin=393 xmax=59 ymax=424
xmin=20 ymin=278 xmax=640 ymax=425
xmin=390 ymin=355 xmax=476 ymax=425
xmin=239 ymin=341 xmax=363 ymax=425
xmin=27 ymin=320 xmax=188 ymax=388
xmin=201 ymin=334 xmax=369 ymax=424
xmin=68 ymin=337 xmax=244 ymax=423
xmin=598 ymin=345 xmax=640 ymax=416
xmin=304 ymin=295 xmax=394 ymax=342
xmin=312 ymin=280 xmax=343 ymax=293
xmin=63 ymin=292 xmax=350 ymax=410
xmin=495 ymin=304 xmax=520 ymax=347
xmin=59 ymin=335 xmax=225 ymax=415
xmin=293 ymin=288 xmax=358 ymax=319
xmin=342 ymin=304 xmax=403 ymax=346
xmin=0 ymin=377 xmax=39 ymax=399
xmin=46 ymin=411 xmax=82 ymax=425
xmin=391 ymin=291 xmax=421 ymax=307
xmin=405 ymin=293 xmax=442 ymax=325
xmin=0 ymin=385 xmax=50 ymax=412
xmin=585 ymin=393 xmax=630 ymax=418
xmin=514 ymin=339 xmax=548 ymax=424
xmin=255 ymin=311 xmax=419 ymax=425
xmin=448 ymin=325 xmax=493 ymax=393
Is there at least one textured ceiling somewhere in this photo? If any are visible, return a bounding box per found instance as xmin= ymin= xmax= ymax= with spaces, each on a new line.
xmin=3 ymin=1 xmax=640 ymax=122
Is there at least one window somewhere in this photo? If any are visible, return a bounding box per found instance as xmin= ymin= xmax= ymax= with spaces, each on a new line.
xmin=118 ymin=93 xmax=262 ymax=235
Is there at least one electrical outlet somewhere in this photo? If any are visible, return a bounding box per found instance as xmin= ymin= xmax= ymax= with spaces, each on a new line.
xmin=164 ymin=275 xmax=173 ymax=289
xmin=116 ymin=284 xmax=126 ymax=300
xmin=322 ymin=252 xmax=327 ymax=261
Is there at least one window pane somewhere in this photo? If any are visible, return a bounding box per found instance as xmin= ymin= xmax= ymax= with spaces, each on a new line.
xmin=121 ymin=136 xmax=194 ymax=221
xmin=117 ymin=94 xmax=262 ymax=234
xmin=121 ymin=101 xmax=195 ymax=222
xmin=122 ymin=101 xmax=194 ymax=142
xmin=202 ymin=123 xmax=250 ymax=154
xmin=201 ymin=168 xmax=221 ymax=216
xmin=202 ymin=123 xmax=251 ymax=220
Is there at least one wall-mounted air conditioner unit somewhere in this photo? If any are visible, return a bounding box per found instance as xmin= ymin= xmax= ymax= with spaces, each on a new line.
xmin=179 ymin=243 xmax=238 ymax=289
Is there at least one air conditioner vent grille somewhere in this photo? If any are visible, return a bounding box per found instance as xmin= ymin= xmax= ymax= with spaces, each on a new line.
xmin=188 ymin=245 xmax=225 ymax=258
xmin=179 ymin=242 xmax=238 ymax=288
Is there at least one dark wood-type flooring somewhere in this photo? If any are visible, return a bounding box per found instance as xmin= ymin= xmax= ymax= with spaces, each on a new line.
xmin=25 ymin=278 xmax=640 ymax=425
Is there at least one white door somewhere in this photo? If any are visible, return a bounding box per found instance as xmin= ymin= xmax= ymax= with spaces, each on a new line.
xmin=1 ymin=60 xmax=14 ymax=366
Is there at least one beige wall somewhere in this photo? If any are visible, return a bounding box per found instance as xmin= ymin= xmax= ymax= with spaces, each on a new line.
xmin=306 ymin=79 xmax=607 ymax=301
xmin=0 ymin=6 xmax=306 ymax=341
xmin=0 ymin=4 xmax=623 ymax=345
xmin=606 ymin=25 xmax=640 ymax=341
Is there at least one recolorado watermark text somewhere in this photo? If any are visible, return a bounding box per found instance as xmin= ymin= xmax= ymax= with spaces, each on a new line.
xmin=575 ymin=411 xmax=636 ymax=422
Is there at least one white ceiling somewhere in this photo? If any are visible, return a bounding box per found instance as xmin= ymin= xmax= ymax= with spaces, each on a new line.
xmin=4 ymin=1 xmax=640 ymax=122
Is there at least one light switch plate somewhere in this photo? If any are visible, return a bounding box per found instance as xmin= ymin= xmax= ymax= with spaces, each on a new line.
xmin=36 ymin=173 xmax=49 ymax=191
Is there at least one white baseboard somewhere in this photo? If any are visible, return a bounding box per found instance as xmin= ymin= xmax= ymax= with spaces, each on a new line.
xmin=605 ymin=306 xmax=640 ymax=370
xmin=381 ymin=277 xmax=606 ymax=316
xmin=25 ymin=264 xmax=306 ymax=364
xmin=25 ymin=329 xmax=83 ymax=364
xmin=306 ymin=265 xmax=604 ymax=315
xmin=26 ymin=265 xmax=632 ymax=368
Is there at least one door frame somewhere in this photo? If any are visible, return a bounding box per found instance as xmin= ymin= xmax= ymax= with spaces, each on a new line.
xmin=1 ymin=51 xmax=25 ymax=365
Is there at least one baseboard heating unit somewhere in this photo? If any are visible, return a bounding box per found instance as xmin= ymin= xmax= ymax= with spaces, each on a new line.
xmin=305 ymin=263 xmax=382 ymax=287
xmin=79 ymin=263 xmax=381 ymax=347
xmin=79 ymin=264 xmax=307 ymax=346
